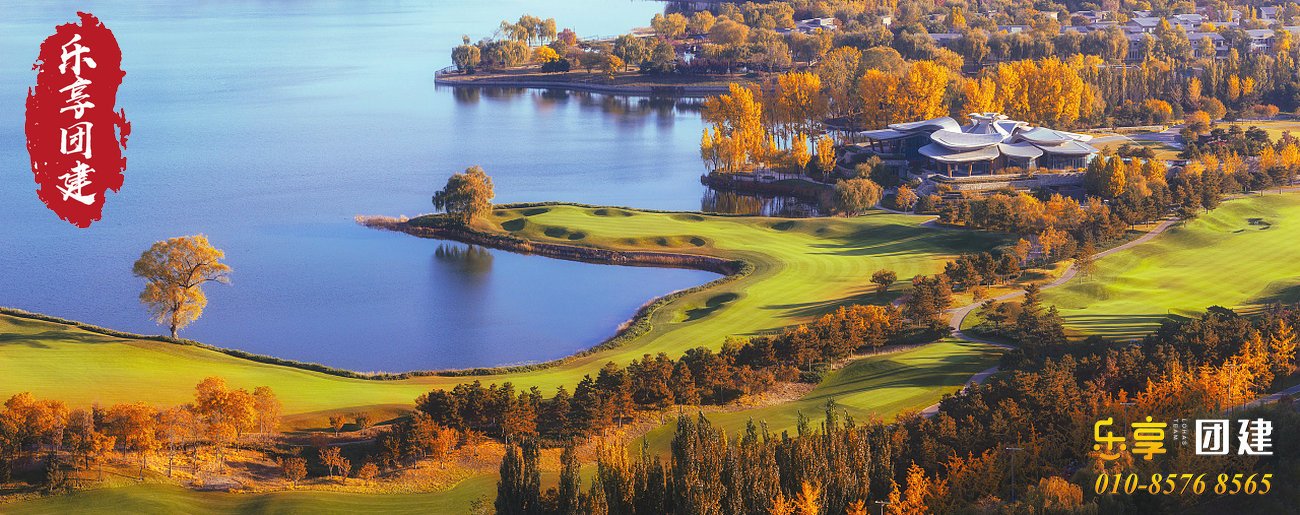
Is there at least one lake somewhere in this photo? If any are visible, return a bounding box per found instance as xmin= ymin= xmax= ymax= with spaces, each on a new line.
xmin=0 ymin=0 xmax=724 ymax=372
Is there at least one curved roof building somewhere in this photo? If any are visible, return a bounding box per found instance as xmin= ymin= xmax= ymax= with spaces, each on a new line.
xmin=858 ymin=112 xmax=1098 ymax=176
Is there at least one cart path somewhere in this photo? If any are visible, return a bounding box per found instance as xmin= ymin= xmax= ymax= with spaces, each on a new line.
xmin=920 ymin=214 xmax=1185 ymax=417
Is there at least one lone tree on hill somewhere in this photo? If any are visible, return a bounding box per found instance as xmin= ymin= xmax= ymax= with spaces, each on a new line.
xmin=132 ymin=235 xmax=231 ymax=338
xmin=871 ymin=270 xmax=897 ymax=295
xmin=433 ymin=165 xmax=495 ymax=225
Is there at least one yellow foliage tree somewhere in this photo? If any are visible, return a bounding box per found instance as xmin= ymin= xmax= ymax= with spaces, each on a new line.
xmin=794 ymin=481 xmax=821 ymax=515
xmin=815 ymin=134 xmax=837 ymax=173
xmin=790 ymin=133 xmax=810 ymax=170
xmin=703 ymin=83 xmax=767 ymax=173
xmin=987 ymin=58 xmax=1085 ymax=127
xmin=532 ymin=46 xmax=560 ymax=63
xmin=896 ymin=61 xmax=951 ymax=122
xmin=601 ymin=54 xmax=624 ymax=81
xmin=817 ymin=47 xmax=863 ymax=117
xmin=1141 ymin=158 xmax=1168 ymax=186
xmin=132 ymin=235 xmax=231 ymax=338
xmin=948 ymin=7 xmax=967 ymax=29
xmin=857 ymin=69 xmax=900 ymax=129
xmin=1259 ymin=144 xmax=1277 ymax=171
xmin=774 ymin=72 xmax=827 ymax=142
xmin=887 ymin=462 xmax=937 ymax=515
xmin=1038 ymin=226 xmax=1070 ymax=259
xmin=1023 ymin=476 xmax=1084 ymax=510
xmin=961 ymin=77 xmax=999 ymax=116
xmin=1278 ymin=142 xmax=1300 ymax=169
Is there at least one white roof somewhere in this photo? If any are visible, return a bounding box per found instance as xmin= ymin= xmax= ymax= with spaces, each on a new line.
xmin=858 ymin=128 xmax=909 ymax=140
xmin=919 ymin=142 xmax=1001 ymax=163
xmin=998 ymin=141 xmax=1045 ymax=159
xmin=930 ymin=129 xmax=1004 ymax=150
xmin=1036 ymin=139 xmax=1098 ymax=156
xmin=1017 ymin=127 xmax=1093 ymax=145
xmin=888 ymin=116 xmax=960 ymax=132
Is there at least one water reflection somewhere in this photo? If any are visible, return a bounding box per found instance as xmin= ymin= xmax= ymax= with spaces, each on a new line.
xmin=434 ymin=243 xmax=494 ymax=276
xmin=702 ymin=188 xmax=822 ymax=217
xmin=444 ymin=84 xmax=705 ymax=119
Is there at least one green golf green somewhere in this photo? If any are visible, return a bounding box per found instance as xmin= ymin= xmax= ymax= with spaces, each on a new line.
xmin=1044 ymin=194 xmax=1300 ymax=340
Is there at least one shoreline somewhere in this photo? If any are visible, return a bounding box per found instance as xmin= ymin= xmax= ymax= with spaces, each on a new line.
xmin=359 ymin=210 xmax=756 ymax=373
xmin=2 ymin=205 xmax=757 ymax=383
xmin=434 ymin=75 xmax=733 ymax=97
xmin=433 ymin=67 xmax=754 ymax=97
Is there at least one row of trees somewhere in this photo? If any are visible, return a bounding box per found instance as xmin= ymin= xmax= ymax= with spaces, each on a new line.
xmin=495 ymin=301 xmax=1300 ymax=513
xmin=699 ymin=78 xmax=838 ymax=175
xmin=0 ymin=377 xmax=281 ymax=488
xmin=414 ymin=304 xmax=913 ymax=443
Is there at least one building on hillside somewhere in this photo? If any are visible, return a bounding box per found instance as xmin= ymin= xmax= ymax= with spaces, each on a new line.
xmin=794 ymin=18 xmax=837 ymax=33
xmin=1124 ymin=17 xmax=1163 ymax=33
xmin=1160 ymin=13 xmax=1205 ymax=31
xmin=1245 ymin=28 xmax=1276 ymax=52
xmin=855 ymin=113 xmax=1099 ymax=176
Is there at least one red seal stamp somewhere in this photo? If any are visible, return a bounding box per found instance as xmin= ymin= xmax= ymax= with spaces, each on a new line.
xmin=25 ymin=12 xmax=130 ymax=228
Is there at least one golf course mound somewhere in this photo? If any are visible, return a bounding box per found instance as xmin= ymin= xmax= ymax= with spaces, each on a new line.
xmin=1045 ymin=194 xmax=1300 ymax=339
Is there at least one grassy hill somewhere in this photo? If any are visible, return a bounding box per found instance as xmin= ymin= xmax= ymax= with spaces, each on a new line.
xmin=1045 ymin=194 xmax=1300 ymax=339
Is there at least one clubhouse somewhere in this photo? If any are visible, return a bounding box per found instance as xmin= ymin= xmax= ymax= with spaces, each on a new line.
xmin=856 ymin=112 xmax=1099 ymax=176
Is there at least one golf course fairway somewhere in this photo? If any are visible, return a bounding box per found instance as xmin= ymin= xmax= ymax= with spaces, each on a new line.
xmin=1045 ymin=193 xmax=1300 ymax=339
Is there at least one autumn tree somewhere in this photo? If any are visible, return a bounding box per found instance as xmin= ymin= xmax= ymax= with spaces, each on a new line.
xmin=815 ymin=134 xmax=837 ymax=174
xmin=895 ymin=185 xmax=918 ymax=211
xmin=532 ymin=46 xmax=559 ymax=64
xmin=105 ymin=402 xmax=158 ymax=480
xmin=1075 ymin=242 xmax=1098 ymax=279
xmin=354 ymin=412 xmax=374 ymax=434
xmin=280 ymin=455 xmax=307 ymax=487
xmin=433 ymin=166 xmax=495 ymax=225
xmin=961 ymin=77 xmax=998 ymax=115
xmin=651 ymin=13 xmax=688 ymax=39
xmin=252 ymin=386 xmax=281 ymax=436
xmin=156 ymin=406 xmax=194 ymax=477
xmin=832 ymin=177 xmax=882 ymax=215
xmin=193 ymin=377 xmax=256 ymax=472
xmin=702 ymin=84 xmax=767 ymax=173
xmin=357 ymin=461 xmax=379 ymax=483
xmin=871 ymin=270 xmax=898 ymax=295
xmin=601 ymin=54 xmax=623 ymax=81
xmin=794 ymin=481 xmax=822 ymax=515
xmin=329 ymin=414 xmax=346 ymax=434
xmin=320 ymin=446 xmax=346 ymax=482
xmin=132 ymin=235 xmax=231 ymax=338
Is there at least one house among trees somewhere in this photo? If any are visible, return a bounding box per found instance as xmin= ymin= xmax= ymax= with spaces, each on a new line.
xmin=857 ymin=112 xmax=1099 ymax=176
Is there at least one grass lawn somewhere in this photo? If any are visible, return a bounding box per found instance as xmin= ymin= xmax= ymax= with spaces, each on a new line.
xmin=634 ymin=338 xmax=1003 ymax=453
xmin=0 ymin=205 xmax=1010 ymax=421
xmin=1093 ymin=138 xmax=1180 ymax=160
xmin=1219 ymin=120 xmax=1300 ymax=141
xmin=3 ymin=475 xmax=498 ymax=515
xmin=1043 ymin=194 xmax=1300 ymax=340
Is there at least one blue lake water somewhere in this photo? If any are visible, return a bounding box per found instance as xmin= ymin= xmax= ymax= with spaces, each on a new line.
xmin=0 ymin=0 xmax=722 ymax=372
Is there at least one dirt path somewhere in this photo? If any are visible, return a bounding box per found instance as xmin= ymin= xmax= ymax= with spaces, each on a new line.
xmin=920 ymin=213 xmax=1186 ymax=416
